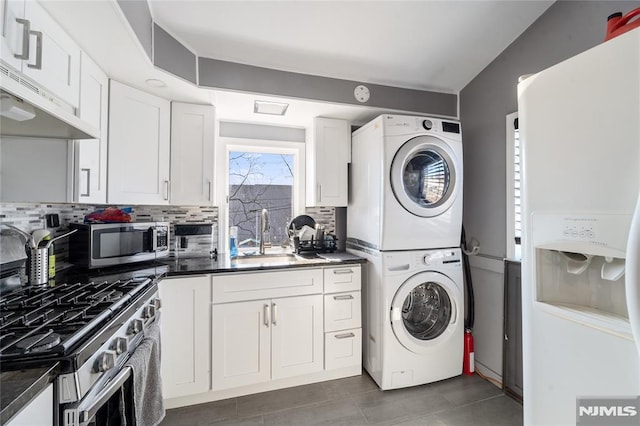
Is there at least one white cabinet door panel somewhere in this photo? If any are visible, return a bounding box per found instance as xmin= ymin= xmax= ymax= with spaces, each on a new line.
xmin=324 ymin=291 xmax=362 ymax=332
xmin=325 ymin=328 xmax=362 ymax=370
xmin=212 ymin=300 xmax=271 ymax=390
xmin=108 ymin=80 xmax=170 ymax=204
xmin=0 ymin=0 xmax=25 ymax=71
xmin=21 ymin=0 xmax=80 ymax=107
xmin=75 ymin=53 xmax=107 ymax=203
xmin=271 ymin=295 xmax=323 ymax=380
xmin=170 ymin=102 xmax=215 ymax=205
xmin=159 ymin=276 xmax=210 ymax=399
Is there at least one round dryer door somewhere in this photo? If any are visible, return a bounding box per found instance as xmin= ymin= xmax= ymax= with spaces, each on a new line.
xmin=390 ymin=271 xmax=460 ymax=354
xmin=390 ymin=135 xmax=459 ymax=217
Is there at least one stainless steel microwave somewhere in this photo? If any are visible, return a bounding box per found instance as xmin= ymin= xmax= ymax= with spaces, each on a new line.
xmin=69 ymin=222 xmax=169 ymax=268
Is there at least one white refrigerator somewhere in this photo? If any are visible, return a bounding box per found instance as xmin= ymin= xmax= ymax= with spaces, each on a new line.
xmin=518 ymin=29 xmax=640 ymax=425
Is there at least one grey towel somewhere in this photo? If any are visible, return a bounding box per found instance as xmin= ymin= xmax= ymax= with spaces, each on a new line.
xmin=125 ymin=321 xmax=165 ymax=426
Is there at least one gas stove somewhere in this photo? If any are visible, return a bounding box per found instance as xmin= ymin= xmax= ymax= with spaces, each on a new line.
xmin=0 ymin=272 xmax=163 ymax=425
xmin=0 ymin=277 xmax=154 ymax=365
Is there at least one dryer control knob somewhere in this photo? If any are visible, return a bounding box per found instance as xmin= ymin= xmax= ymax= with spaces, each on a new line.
xmin=422 ymin=119 xmax=433 ymax=130
xmin=423 ymin=255 xmax=432 ymax=266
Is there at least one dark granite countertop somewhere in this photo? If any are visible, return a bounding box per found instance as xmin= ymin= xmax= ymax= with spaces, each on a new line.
xmin=160 ymin=251 xmax=366 ymax=276
xmin=0 ymin=362 xmax=59 ymax=424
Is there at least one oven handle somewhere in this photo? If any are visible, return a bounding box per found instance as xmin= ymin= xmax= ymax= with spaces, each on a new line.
xmin=79 ymin=366 xmax=132 ymax=425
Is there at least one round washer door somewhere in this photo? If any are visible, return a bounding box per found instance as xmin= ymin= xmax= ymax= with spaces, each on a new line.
xmin=390 ymin=271 xmax=460 ymax=354
xmin=390 ymin=135 xmax=459 ymax=217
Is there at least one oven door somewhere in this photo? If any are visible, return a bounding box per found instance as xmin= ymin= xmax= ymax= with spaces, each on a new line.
xmin=62 ymin=367 xmax=134 ymax=426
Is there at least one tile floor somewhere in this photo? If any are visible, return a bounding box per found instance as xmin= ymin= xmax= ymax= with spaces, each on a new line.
xmin=161 ymin=373 xmax=522 ymax=426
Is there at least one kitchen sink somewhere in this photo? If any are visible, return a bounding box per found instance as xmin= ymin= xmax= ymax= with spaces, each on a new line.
xmin=231 ymin=252 xmax=325 ymax=266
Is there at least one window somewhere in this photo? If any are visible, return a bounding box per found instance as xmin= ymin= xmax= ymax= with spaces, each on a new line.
xmin=506 ymin=112 xmax=521 ymax=260
xmin=216 ymin=137 xmax=305 ymax=254
xmin=228 ymin=152 xmax=294 ymax=249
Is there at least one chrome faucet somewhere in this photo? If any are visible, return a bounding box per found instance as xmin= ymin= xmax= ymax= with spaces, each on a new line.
xmin=259 ymin=208 xmax=270 ymax=254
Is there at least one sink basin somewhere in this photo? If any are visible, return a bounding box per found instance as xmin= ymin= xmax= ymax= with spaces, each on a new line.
xmin=231 ymin=253 xmax=324 ymax=266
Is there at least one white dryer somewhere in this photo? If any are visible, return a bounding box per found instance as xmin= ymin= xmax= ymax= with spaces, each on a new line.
xmin=348 ymin=114 xmax=463 ymax=251
xmin=350 ymin=246 xmax=464 ymax=390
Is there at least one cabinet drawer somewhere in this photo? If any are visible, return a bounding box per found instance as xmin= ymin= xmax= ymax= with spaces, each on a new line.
xmin=325 ymin=328 xmax=362 ymax=370
xmin=212 ymin=268 xmax=323 ymax=303
xmin=324 ymin=291 xmax=361 ymax=332
xmin=323 ymin=265 xmax=361 ymax=293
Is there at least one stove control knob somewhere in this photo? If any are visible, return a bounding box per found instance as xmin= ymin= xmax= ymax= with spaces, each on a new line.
xmin=128 ymin=318 xmax=144 ymax=335
xmin=111 ymin=337 xmax=128 ymax=355
xmin=143 ymin=305 xmax=156 ymax=319
xmin=153 ymin=298 xmax=162 ymax=309
xmin=95 ymin=350 xmax=116 ymax=373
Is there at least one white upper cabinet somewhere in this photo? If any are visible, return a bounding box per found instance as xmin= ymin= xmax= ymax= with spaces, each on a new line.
xmin=0 ymin=0 xmax=80 ymax=107
xmin=108 ymin=80 xmax=170 ymax=205
xmin=170 ymin=102 xmax=215 ymax=205
xmin=306 ymin=117 xmax=350 ymax=207
xmin=74 ymin=53 xmax=108 ymax=203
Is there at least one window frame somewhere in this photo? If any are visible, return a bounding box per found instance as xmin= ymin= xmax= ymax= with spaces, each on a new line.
xmin=215 ymin=136 xmax=306 ymax=254
xmin=506 ymin=111 xmax=521 ymax=260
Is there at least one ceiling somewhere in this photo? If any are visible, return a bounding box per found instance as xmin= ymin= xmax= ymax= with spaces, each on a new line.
xmin=41 ymin=0 xmax=554 ymax=127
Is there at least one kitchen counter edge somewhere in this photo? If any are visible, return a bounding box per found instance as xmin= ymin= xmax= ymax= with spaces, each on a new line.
xmin=0 ymin=362 xmax=59 ymax=425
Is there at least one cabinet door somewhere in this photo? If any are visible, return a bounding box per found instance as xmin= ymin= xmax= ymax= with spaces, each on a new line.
xmin=0 ymin=0 xmax=25 ymax=71
xmin=271 ymin=294 xmax=324 ymax=379
xmin=170 ymin=102 xmax=215 ymax=205
xmin=212 ymin=299 xmax=271 ymax=390
xmin=21 ymin=0 xmax=80 ymax=107
xmin=5 ymin=383 xmax=53 ymax=426
xmin=75 ymin=53 xmax=108 ymax=203
xmin=306 ymin=117 xmax=350 ymax=207
xmin=108 ymin=80 xmax=170 ymax=205
xmin=159 ymin=276 xmax=211 ymax=399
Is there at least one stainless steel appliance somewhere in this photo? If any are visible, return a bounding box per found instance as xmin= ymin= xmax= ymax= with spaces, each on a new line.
xmin=173 ymin=223 xmax=216 ymax=258
xmin=69 ymin=222 xmax=169 ymax=268
xmin=0 ymin=266 xmax=165 ymax=425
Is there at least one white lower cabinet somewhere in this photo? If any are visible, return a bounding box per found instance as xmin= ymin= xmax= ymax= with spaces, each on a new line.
xmin=212 ymin=294 xmax=323 ymax=390
xmin=323 ymin=266 xmax=362 ymax=371
xmin=5 ymin=383 xmax=53 ymax=426
xmin=159 ymin=275 xmax=211 ymax=399
xmin=162 ymin=264 xmax=362 ymax=407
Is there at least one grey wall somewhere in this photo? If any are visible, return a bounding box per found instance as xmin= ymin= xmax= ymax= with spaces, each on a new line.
xmin=459 ymin=0 xmax=640 ymax=259
xmin=117 ymin=0 xmax=153 ymax=60
xmin=219 ymin=121 xmax=306 ymax=142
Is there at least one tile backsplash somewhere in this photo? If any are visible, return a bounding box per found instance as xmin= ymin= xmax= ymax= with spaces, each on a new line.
xmin=0 ymin=203 xmax=336 ymax=264
xmin=0 ymin=203 xmax=219 ymax=263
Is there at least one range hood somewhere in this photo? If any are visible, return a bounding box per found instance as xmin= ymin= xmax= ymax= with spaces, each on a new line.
xmin=0 ymin=70 xmax=99 ymax=140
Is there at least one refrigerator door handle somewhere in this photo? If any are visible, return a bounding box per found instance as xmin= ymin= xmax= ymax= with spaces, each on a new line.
xmin=626 ymin=193 xmax=640 ymax=357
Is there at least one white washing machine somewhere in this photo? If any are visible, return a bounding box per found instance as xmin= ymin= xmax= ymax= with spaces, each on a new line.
xmin=349 ymin=246 xmax=464 ymax=389
xmin=347 ymin=114 xmax=463 ymax=251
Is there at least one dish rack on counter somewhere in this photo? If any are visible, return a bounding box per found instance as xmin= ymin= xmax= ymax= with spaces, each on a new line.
xmin=292 ymin=235 xmax=338 ymax=255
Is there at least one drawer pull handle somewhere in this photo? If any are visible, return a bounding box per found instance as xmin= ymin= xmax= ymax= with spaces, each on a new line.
xmin=263 ymin=304 xmax=270 ymax=327
xmin=333 ymin=269 xmax=353 ymax=275
xmin=272 ymin=303 xmax=277 ymax=326
xmin=334 ymin=332 xmax=355 ymax=339
xmin=333 ymin=295 xmax=354 ymax=300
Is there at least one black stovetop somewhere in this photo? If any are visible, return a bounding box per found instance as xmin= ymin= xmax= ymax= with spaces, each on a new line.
xmin=0 ymin=277 xmax=152 ymax=365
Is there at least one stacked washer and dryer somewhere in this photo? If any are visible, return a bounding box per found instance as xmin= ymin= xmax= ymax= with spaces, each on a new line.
xmin=347 ymin=114 xmax=464 ymax=390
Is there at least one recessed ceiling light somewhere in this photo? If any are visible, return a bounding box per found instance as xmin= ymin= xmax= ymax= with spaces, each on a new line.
xmin=254 ymin=100 xmax=289 ymax=116
xmin=145 ymin=78 xmax=166 ymax=88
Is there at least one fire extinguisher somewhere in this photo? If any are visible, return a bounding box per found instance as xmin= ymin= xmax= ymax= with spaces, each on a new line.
xmin=461 ymin=226 xmax=476 ymax=376
xmin=463 ymin=328 xmax=475 ymax=375
xmin=605 ymin=8 xmax=640 ymax=41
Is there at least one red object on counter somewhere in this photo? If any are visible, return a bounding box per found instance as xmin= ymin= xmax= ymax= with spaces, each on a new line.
xmin=463 ymin=328 xmax=475 ymax=375
xmin=84 ymin=207 xmax=132 ymax=223
xmin=605 ymin=8 xmax=640 ymax=41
